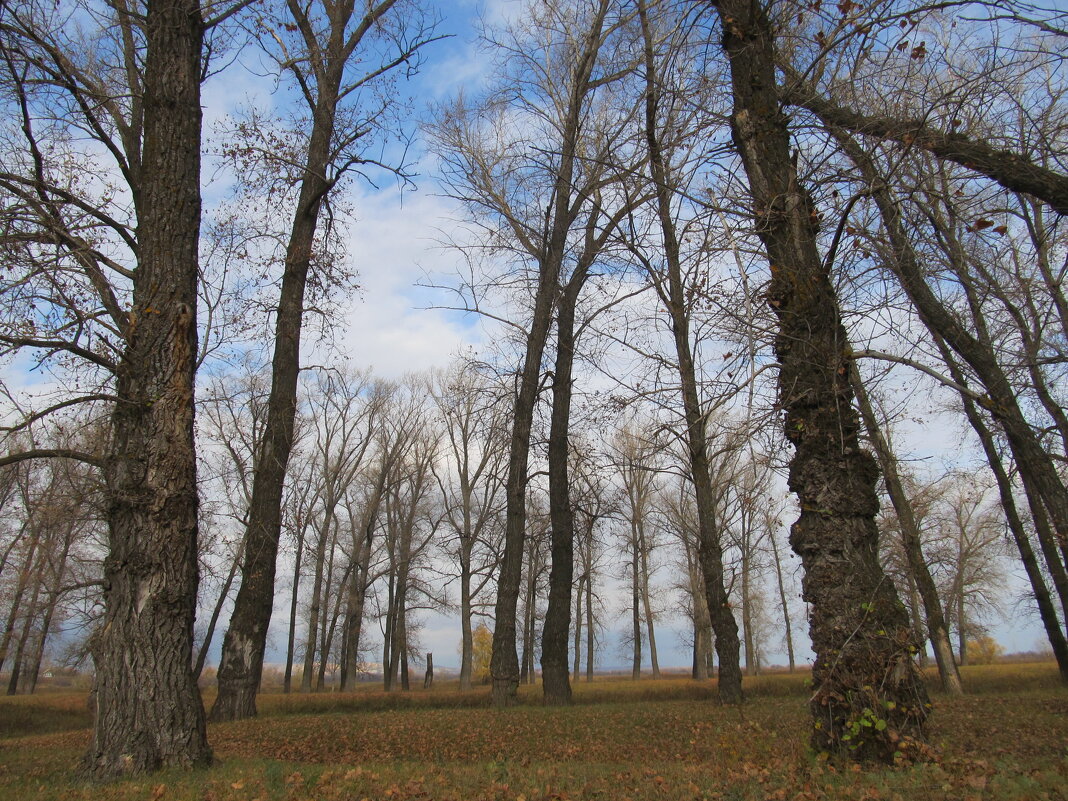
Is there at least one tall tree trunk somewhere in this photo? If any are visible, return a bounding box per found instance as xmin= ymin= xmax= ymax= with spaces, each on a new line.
xmin=770 ymin=530 xmax=796 ymax=672
xmin=851 ymin=370 xmax=963 ymax=695
xmin=24 ymin=529 xmax=73 ymax=695
xmin=585 ymin=567 xmax=594 ymax=682
xmin=212 ymin=0 xmax=402 ymax=722
xmin=194 ymin=533 xmax=244 ymax=680
xmin=713 ymin=0 xmax=929 ymax=761
xmin=84 ymin=0 xmax=211 ymax=776
xmin=301 ymin=522 xmax=330 ymax=693
xmin=542 ymin=265 xmax=588 ymax=705
xmin=934 ymin=335 xmax=1068 ymax=683
xmin=1021 ymin=477 xmax=1068 ymax=624
xmin=490 ymin=0 xmax=611 ymax=706
xmin=639 ymin=536 xmax=660 ymax=679
xmin=316 ymin=531 xmax=338 ymax=691
xmin=631 ymin=540 xmax=641 ymax=680
xmin=283 ymin=523 xmax=306 ymax=694
xmin=906 ymin=575 xmax=929 ymax=669
xmin=691 ymin=564 xmax=712 ymax=681
xmin=0 ymin=524 xmax=41 ymax=674
xmin=398 ymin=599 xmax=410 ymax=691
xmin=340 ymin=523 xmax=374 ymax=691
xmin=7 ymin=567 xmax=43 ymax=695
xmin=741 ymin=547 xmax=755 ymax=676
xmin=459 ymin=550 xmax=474 ymax=691
xmin=573 ymin=575 xmax=582 ymax=681
xmin=639 ymin=0 xmax=741 ymax=702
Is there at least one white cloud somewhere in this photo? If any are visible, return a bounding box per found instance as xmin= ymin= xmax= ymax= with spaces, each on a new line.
xmin=328 ymin=187 xmax=486 ymax=379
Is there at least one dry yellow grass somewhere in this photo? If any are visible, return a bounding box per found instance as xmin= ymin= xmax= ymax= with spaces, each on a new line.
xmin=1 ymin=662 xmax=1064 ymax=800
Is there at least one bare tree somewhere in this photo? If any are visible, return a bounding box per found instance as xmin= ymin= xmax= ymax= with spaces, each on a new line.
xmin=212 ymin=0 xmax=439 ymax=722
xmin=852 ymin=369 xmax=963 ymax=694
xmin=431 ymin=0 xmax=635 ymax=706
xmin=709 ymin=0 xmax=930 ymax=761
xmin=927 ymin=473 xmax=1007 ymax=666
xmin=298 ymin=368 xmax=380 ymax=692
xmin=431 ymin=363 xmax=507 ymax=692
xmin=0 ymin=0 xmax=235 ymax=773
xmin=634 ymin=0 xmax=744 ymax=704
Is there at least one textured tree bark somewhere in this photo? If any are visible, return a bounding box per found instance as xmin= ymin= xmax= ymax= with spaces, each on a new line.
xmin=639 ymin=0 xmax=742 ymax=703
xmin=713 ymin=0 xmax=929 ymax=761
xmin=851 ymin=369 xmax=963 ymax=695
xmin=83 ymin=0 xmax=211 ymax=776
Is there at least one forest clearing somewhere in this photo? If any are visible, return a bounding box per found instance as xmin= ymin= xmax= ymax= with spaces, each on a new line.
xmin=3 ymin=0 xmax=1068 ymax=787
xmin=2 ymin=664 xmax=1066 ymax=801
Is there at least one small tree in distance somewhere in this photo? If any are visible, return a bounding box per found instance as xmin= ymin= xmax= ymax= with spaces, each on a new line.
xmin=967 ymin=636 xmax=1004 ymax=666
xmin=471 ymin=623 xmax=493 ymax=685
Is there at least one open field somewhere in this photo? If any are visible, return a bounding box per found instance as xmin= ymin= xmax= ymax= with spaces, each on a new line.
xmin=1 ymin=664 xmax=1065 ymax=800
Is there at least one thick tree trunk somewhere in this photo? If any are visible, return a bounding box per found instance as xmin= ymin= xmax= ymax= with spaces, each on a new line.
xmin=639 ymin=0 xmax=742 ymax=702
xmin=84 ymin=0 xmax=211 ymax=776
xmin=714 ymin=0 xmax=929 ymax=761
xmin=851 ymin=370 xmax=963 ymax=695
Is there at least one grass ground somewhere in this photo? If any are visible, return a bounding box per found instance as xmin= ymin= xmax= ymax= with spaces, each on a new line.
xmin=0 ymin=663 xmax=1065 ymax=800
